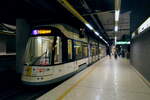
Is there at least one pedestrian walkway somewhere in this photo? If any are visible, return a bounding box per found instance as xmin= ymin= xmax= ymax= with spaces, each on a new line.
xmin=37 ymin=57 xmax=150 ymax=100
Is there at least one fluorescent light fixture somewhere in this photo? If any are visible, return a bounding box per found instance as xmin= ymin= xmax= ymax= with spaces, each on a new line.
xmin=101 ymin=38 xmax=107 ymax=44
xmin=99 ymin=36 xmax=102 ymax=39
xmin=115 ymin=10 xmax=120 ymax=22
xmin=97 ymin=35 xmax=108 ymax=45
xmin=85 ymin=24 xmax=94 ymax=30
xmin=94 ymin=31 xmax=99 ymax=36
xmin=114 ymin=25 xmax=118 ymax=32
xmin=96 ymin=31 xmax=109 ymax=46
xmin=102 ymin=38 xmax=105 ymax=41
xmin=138 ymin=17 xmax=150 ymax=33
xmin=104 ymin=40 xmax=108 ymax=44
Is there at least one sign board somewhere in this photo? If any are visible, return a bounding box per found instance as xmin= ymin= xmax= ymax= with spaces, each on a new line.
xmin=116 ymin=41 xmax=130 ymax=45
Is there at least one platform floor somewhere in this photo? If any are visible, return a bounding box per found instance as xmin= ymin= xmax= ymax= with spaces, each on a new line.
xmin=37 ymin=57 xmax=150 ymax=100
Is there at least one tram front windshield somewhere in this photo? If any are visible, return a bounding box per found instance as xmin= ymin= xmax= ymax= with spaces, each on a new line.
xmin=25 ymin=36 xmax=62 ymax=66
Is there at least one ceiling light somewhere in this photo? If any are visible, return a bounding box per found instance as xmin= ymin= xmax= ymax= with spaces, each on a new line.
xmin=115 ymin=10 xmax=120 ymax=22
xmin=85 ymin=24 xmax=94 ymax=30
xmin=138 ymin=17 xmax=150 ymax=33
xmin=114 ymin=25 xmax=118 ymax=32
xmin=99 ymin=36 xmax=102 ymax=39
xmin=94 ymin=31 xmax=99 ymax=36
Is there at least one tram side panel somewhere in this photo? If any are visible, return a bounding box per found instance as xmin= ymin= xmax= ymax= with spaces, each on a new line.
xmin=88 ymin=44 xmax=92 ymax=64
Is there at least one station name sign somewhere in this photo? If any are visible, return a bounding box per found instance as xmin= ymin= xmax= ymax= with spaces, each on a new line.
xmin=116 ymin=41 xmax=130 ymax=45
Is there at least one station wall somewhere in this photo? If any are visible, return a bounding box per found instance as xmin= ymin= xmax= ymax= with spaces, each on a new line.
xmin=0 ymin=35 xmax=16 ymax=72
xmin=130 ymin=29 xmax=150 ymax=82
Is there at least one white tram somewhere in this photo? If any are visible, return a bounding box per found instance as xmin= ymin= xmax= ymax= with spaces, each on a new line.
xmin=21 ymin=24 xmax=106 ymax=85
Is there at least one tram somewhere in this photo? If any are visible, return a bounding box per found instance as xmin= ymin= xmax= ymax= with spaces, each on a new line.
xmin=21 ymin=24 xmax=106 ymax=85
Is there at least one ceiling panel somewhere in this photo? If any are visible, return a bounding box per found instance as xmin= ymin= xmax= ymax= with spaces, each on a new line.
xmin=96 ymin=11 xmax=130 ymax=39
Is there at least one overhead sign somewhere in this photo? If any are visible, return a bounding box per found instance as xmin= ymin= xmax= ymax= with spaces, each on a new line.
xmin=116 ymin=41 xmax=130 ymax=45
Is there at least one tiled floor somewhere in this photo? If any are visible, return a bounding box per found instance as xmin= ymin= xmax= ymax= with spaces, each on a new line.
xmin=37 ymin=57 xmax=150 ymax=100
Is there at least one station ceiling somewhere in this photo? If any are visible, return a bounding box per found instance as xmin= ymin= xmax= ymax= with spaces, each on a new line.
xmin=0 ymin=0 xmax=16 ymax=25
xmin=0 ymin=0 xmax=149 ymax=44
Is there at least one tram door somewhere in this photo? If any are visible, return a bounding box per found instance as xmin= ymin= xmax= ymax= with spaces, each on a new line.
xmin=68 ymin=39 xmax=77 ymax=71
xmin=74 ymin=41 xmax=82 ymax=69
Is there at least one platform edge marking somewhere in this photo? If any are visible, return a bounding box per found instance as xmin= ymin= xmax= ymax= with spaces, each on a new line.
xmin=56 ymin=65 xmax=97 ymax=100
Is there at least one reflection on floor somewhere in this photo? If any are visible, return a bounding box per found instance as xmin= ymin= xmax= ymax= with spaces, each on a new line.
xmin=38 ymin=57 xmax=150 ymax=100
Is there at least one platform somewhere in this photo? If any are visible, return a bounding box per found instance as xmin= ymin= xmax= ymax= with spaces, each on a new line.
xmin=37 ymin=57 xmax=150 ymax=100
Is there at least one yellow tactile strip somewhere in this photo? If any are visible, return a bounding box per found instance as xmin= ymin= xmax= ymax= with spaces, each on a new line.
xmin=56 ymin=65 xmax=97 ymax=100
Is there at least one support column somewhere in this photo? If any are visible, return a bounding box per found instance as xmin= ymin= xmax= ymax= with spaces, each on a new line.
xmin=16 ymin=19 xmax=30 ymax=73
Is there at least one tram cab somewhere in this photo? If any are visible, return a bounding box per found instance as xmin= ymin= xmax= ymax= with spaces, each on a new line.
xmin=24 ymin=27 xmax=64 ymax=66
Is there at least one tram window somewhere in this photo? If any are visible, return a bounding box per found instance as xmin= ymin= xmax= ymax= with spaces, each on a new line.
xmin=96 ymin=47 xmax=98 ymax=55
xmin=82 ymin=43 xmax=88 ymax=57
xmin=74 ymin=41 xmax=82 ymax=59
xmin=54 ymin=37 xmax=62 ymax=64
xmin=68 ymin=39 xmax=73 ymax=60
xmin=24 ymin=36 xmax=62 ymax=66
xmin=92 ymin=47 xmax=94 ymax=56
xmin=94 ymin=47 xmax=97 ymax=56
xmin=92 ymin=47 xmax=96 ymax=56
xmin=99 ymin=47 xmax=101 ymax=55
xmin=25 ymin=36 xmax=54 ymax=66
